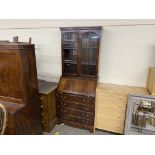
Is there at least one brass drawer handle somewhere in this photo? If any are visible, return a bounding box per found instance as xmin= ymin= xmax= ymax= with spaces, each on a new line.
xmin=40 ymin=105 xmax=44 ymax=109
xmin=82 ymin=120 xmax=89 ymax=124
xmin=82 ymin=107 xmax=90 ymax=111
xmin=87 ymin=99 xmax=90 ymax=103
xmin=42 ymin=120 xmax=45 ymax=124
xmin=61 ymin=102 xmax=66 ymax=106
xmin=83 ymin=113 xmax=89 ymax=117
xmin=83 ymin=99 xmax=86 ymax=103
xmin=42 ymin=113 xmax=44 ymax=116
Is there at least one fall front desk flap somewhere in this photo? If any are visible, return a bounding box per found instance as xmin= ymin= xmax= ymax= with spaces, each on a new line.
xmin=57 ymin=77 xmax=97 ymax=97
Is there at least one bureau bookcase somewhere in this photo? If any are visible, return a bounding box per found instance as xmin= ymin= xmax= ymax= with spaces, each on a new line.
xmin=0 ymin=38 xmax=42 ymax=134
xmin=56 ymin=27 xmax=102 ymax=132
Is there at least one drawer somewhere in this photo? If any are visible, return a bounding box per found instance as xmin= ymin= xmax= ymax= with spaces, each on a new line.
xmin=57 ymin=107 xmax=94 ymax=120
xmin=95 ymin=115 xmax=124 ymax=134
xmin=97 ymin=102 xmax=126 ymax=112
xmin=57 ymin=113 xmax=94 ymax=126
xmin=56 ymin=92 xmax=95 ymax=105
xmin=97 ymin=93 xmax=127 ymax=103
xmin=57 ymin=101 xmax=95 ymax=113
xmin=96 ymin=106 xmax=126 ymax=119
xmin=97 ymin=95 xmax=127 ymax=108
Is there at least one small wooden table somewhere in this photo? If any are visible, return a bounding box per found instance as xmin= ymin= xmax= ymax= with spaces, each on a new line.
xmin=38 ymin=80 xmax=58 ymax=132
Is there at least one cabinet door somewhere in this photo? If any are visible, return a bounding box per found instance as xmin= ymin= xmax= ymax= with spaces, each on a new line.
xmin=62 ymin=31 xmax=78 ymax=75
xmin=79 ymin=31 xmax=100 ymax=77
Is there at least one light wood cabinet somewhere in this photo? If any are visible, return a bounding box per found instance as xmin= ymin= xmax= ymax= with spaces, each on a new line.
xmin=146 ymin=67 xmax=155 ymax=95
xmin=95 ymin=83 xmax=149 ymax=134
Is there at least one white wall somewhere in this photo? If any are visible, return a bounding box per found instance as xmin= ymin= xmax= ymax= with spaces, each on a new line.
xmin=0 ymin=20 xmax=155 ymax=87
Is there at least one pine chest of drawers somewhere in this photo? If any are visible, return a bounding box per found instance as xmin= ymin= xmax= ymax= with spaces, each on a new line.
xmin=38 ymin=80 xmax=58 ymax=132
xmin=95 ymin=83 xmax=149 ymax=134
xmin=56 ymin=77 xmax=97 ymax=132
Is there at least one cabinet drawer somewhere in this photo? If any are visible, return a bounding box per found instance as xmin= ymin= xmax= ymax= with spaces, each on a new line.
xmin=40 ymin=95 xmax=48 ymax=111
xmin=57 ymin=101 xmax=94 ymax=113
xmin=57 ymin=107 xmax=94 ymax=120
xmin=96 ymin=116 xmax=124 ymax=134
xmin=56 ymin=92 xmax=95 ymax=105
xmin=97 ymin=92 xmax=127 ymax=102
xmin=96 ymin=106 xmax=126 ymax=120
xmin=97 ymin=94 xmax=127 ymax=107
xmin=97 ymin=102 xmax=126 ymax=112
xmin=57 ymin=113 xmax=94 ymax=126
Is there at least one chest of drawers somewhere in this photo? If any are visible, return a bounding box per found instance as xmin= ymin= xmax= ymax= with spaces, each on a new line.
xmin=56 ymin=77 xmax=96 ymax=132
xmin=38 ymin=80 xmax=58 ymax=132
xmin=95 ymin=83 xmax=149 ymax=134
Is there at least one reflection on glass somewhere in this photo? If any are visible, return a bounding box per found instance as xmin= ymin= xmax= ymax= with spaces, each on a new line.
xmin=63 ymin=32 xmax=77 ymax=75
xmin=80 ymin=32 xmax=98 ymax=76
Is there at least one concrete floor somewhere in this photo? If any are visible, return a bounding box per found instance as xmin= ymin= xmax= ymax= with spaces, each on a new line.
xmin=44 ymin=124 xmax=116 ymax=135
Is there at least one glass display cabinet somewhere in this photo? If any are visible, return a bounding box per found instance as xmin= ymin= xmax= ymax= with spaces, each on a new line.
xmin=61 ymin=27 xmax=101 ymax=78
xmin=56 ymin=27 xmax=102 ymax=132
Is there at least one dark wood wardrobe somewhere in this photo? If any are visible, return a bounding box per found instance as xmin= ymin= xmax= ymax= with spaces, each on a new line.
xmin=56 ymin=27 xmax=102 ymax=132
xmin=0 ymin=38 xmax=42 ymax=134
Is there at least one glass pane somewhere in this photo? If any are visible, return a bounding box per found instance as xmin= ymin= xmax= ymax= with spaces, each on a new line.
xmin=63 ymin=32 xmax=77 ymax=75
xmin=80 ymin=32 xmax=98 ymax=76
xmin=63 ymin=32 xmax=76 ymax=42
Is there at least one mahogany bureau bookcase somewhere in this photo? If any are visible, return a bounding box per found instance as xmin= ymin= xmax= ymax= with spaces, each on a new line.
xmin=0 ymin=37 xmax=42 ymax=134
xmin=56 ymin=27 xmax=102 ymax=132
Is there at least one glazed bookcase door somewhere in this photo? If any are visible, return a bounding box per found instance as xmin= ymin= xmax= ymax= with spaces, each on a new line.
xmin=79 ymin=31 xmax=99 ymax=77
xmin=62 ymin=31 xmax=78 ymax=75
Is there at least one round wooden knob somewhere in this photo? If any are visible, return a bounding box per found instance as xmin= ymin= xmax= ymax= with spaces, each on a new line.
xmin=40 ymin=97 xmax=44 ymax=101
xmin=117 ymin=115 xmax=121 ymax=118
xmin=119 ymin=97 xmax=123 ymax=100
xmin=42 ymin=120 xmax=44 ymax=124
xmin=40 ymin=105 xmax=43 ymax=109
xmin=116 ymin=124 xmax=120 ymax=128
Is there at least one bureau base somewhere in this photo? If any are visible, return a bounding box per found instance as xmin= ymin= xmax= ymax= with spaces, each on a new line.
xmin=57 ymin=119 xmax=94 ymax=133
